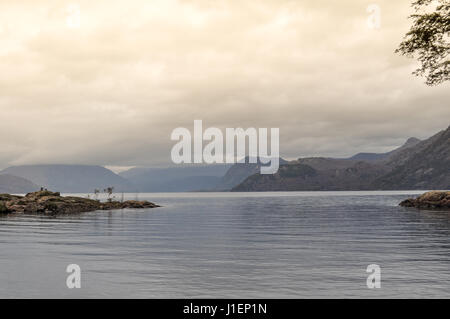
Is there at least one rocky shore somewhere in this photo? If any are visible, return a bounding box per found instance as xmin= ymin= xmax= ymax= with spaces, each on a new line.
xmin=0 ymin=190 xmax=159 ymax=215
xmin=399 ymin=191 xmax=450 ymax=210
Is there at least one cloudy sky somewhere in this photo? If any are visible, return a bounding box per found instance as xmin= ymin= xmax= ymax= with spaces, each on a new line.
xmin=0 ymin=0 xmax=448 ymax=170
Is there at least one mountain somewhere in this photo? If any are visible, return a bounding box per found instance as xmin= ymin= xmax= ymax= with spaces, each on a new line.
xmin=214 ymin=157 xmax=289 ymax=191
xmin=119 ymin=164 xmax=232 ymax=192
xmin=0 ymin=165 xmax=135 ymax=193
xmin=232 ymin=160 xmax=389 ymax=191
xmin=0 ymin=174 xmax=39 ymax=194
xmin=232 ymin=126 xmax=449 ymax=191
xmin=372 ymin=127 xmax=450 ymax=189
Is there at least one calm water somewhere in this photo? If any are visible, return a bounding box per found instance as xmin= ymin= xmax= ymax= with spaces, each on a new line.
xmin=0 ymin=191 xmax=449 ymax=298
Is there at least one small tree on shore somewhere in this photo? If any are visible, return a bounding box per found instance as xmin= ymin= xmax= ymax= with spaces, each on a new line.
xmin=104 ymin=187 xmax=115 ymax=202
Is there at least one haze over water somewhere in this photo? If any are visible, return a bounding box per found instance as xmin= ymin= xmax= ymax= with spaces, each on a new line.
xmin=0 ymin=191 xmax=449 ymax=298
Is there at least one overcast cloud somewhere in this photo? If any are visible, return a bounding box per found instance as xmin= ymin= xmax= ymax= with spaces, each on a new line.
xmin=0 ymin=0 xmax=449 ymax=169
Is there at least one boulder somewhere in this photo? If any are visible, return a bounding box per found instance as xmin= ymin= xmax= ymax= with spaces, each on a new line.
xmin=399 ymin=191 xmax=450 ymax=210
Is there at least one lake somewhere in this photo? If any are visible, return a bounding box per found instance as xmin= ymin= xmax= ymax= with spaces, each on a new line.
xmin=0 ymin=191 xmax=449 ymax=298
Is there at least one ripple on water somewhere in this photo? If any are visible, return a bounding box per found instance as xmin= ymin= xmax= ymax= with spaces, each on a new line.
xmin=0 ymin=191 xmax=449 ymax=298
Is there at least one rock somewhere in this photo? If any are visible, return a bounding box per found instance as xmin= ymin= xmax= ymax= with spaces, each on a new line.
xmin=0 ymin=201 xmax=11 ymax=214
xmin=399 ymin=191 xmax=450 ymax=210
xmin=0 ymin=190 xmax=160 ymax=215
xmin=96 ymin=200 xmax=159 ymax=210
xmin=0 ymin=194 xmax=22 ymax=201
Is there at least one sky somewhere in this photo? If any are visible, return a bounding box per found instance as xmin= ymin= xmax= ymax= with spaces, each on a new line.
xmin=0 ymin=0 xmax=449 ymax=170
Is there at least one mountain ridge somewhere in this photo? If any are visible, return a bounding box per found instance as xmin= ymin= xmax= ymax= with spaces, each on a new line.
xmin=0 ymin=127 xmax=446 ymax=193
xmin=232 ymin=126 xmax=449 ymax=191
xmin=347 ymin=137 xmax=421 ymax=161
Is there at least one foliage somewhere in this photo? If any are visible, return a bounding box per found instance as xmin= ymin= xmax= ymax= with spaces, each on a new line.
xmin=396 ymin=0 xmax=450 ymax=85
xmin=104 ymin=187 xmax=115 ymax=203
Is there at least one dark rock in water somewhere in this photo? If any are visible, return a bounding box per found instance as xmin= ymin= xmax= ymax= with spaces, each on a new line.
xmin=400 ymin=191 xmax=450 ymax=210
xmin=0 ymin=190 xmax=159 ymax=215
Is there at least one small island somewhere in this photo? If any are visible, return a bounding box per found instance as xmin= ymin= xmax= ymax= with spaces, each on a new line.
xmin=0 ymin=190 xmax=160 ymax=215
xmin=400 ymin=191 xmax=450 ymax=210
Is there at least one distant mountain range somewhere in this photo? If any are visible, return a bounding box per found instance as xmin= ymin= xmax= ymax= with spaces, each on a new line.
xmin=0 ymin=126 xmax=448 ymax=193
xmin=119 ymin=165 xmax=232 ymax=192
xmin=0 ymin=165 xmax=135 ymax=193
xmin=118 ymin=158 xmax=288 ymax=192
xmin=232 ymin=126 xmax=450 ymax=191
